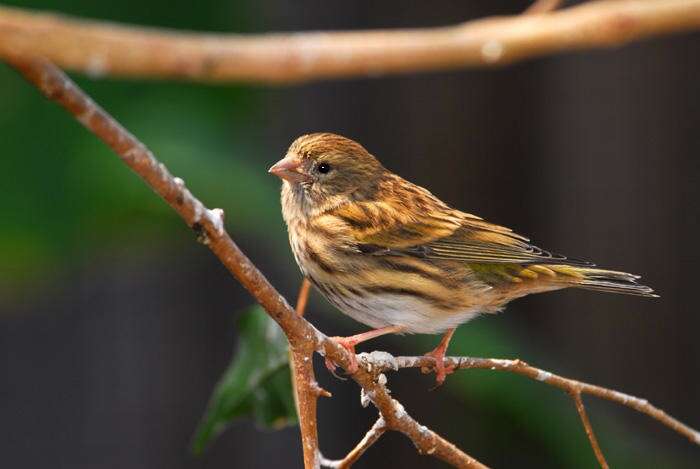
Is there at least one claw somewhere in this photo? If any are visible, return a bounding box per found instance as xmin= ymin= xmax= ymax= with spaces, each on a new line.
xmin=324 ymin=356 xmax=347 ymax=380
xmin=322 ymin=326 xmax=403 ymax=378
xmin=325 ymin=336 xmax=359 ymax=377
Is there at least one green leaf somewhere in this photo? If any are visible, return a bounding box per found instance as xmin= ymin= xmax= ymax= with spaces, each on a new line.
xmin=191 ymin=306 xmax=297 ymax=454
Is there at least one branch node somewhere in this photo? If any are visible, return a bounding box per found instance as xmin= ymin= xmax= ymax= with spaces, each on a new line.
xmin=207 ymin=208 xmax=225 ymax=235
xmin=192 ymin=222 xmax=209 ymax=245
xmin=312 ymin=381 xmax=332 ymax=398
xmin=525 ymin=0 xmax=563 ymax=15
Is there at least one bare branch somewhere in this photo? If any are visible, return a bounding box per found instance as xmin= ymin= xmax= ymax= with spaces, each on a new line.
xmin=6 ymin=57 xmax=485 ymax=468
xmin=290 ymin=279 xmax=328 ymax=468
xmin=321 ymin=417 xmax=386 ymax=469
xmin=525 ymin=0 xmax=563 ymax=15
xmin=389 ymin=356 xmax=700 ymax=448
xmin=571 ymin=391 xmax=609 ymax=469
xmin=2 ymin=1 xmax=700 ymax=84
xmin=350 ymin=367 xmax=489 ymax=469
xmin=290 ymin=345 xmax=324 ymax=468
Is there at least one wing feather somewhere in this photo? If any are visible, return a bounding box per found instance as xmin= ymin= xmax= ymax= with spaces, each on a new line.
xmin=333 ymin=184 xmax=590 ymax=266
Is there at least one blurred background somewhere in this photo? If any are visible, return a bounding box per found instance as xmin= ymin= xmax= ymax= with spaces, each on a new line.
xmin=1 ymin=1 xmax=699 ymax=467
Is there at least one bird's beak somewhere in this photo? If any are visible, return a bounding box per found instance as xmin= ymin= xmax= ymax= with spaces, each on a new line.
xmin=268 ymin=154 xmax=310 ymax=183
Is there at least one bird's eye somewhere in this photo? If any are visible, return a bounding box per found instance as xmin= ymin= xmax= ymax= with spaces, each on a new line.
xmin=317 ymin=163 xmax=331 ymax=174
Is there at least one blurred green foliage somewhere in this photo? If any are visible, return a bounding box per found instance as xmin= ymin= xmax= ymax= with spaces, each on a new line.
xmin=1 ymin=66 xmax=285 ymax=288
xmin=0 ymin=1 xmax=288 ymax=291
xmin=192 ymin=306 xmax=296 ymax=454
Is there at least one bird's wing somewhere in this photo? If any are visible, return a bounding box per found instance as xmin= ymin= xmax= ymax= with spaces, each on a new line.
xmin=335 ymin=199 xmax=590 ymax=266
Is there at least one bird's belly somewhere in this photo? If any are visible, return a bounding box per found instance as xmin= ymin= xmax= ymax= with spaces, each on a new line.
xmin=317 ymin=280 xmax=482 ymax=334
xmin=289 ymin=227 xmax=489 ymax=334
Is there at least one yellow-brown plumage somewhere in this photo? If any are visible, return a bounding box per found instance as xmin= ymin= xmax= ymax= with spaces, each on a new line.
xmin=269 ymin=133 xmax=655 ymax=377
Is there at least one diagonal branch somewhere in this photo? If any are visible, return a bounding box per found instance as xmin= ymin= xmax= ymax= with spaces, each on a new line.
xmin=350 ymin=367 xmax=488 ymax=469
xmin=320 ymin=417 xmax=387 ymax=469
xmin=1 ymin=0 xmax=700 ymax=84
xmin=6 ymin=57 xmax=485 ymax=469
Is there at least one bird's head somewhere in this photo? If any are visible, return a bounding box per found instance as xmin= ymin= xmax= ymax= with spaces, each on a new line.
xmin=269 ymin=133 xmax=385 ymax=213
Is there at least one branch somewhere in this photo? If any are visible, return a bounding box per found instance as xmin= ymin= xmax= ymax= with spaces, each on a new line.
xmin=290 ymin=279 xmax=329 ymax=468
xmin=320 ymin=417 xmax=386 ymax=469
xmin=387 ymin=355 xmax=700 ymax=459
xmin=350 ymin=365 xmax=488 ymax=469
xmin=2 ymin=0 xmax=700 ymax=83
xmin=7 ymin=57 xmax=485 ymax=469
xmin=571 ymin=391 xmax=609 ymax=469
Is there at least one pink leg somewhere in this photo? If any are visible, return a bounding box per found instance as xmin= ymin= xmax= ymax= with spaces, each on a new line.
xmin=422 ymin=328 xmax=456 ymax=387
xmin=325 ymin=325 xmax=404 ymax=375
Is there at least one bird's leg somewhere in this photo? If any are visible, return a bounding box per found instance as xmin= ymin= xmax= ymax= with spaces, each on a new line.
xmin=325 ymin=325 xmax=404 ymax=375
xmin=422 ymin=328 xmax=456 ymax=387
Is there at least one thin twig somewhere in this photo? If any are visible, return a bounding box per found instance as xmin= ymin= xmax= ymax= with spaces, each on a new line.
xmin=525 ymin=0 xmax=563 ymax=15
xmin=296 ymin=278 xmax=312 ymax=317
xmin=2 ymin=0 xmax=700 ymax=83
xmin=320 ymin=417 xmax=387 ymax=468
xmin=349 ymin=367 xmax=489 ymax=469
xmin=388 ymin=355 xmax=700 ymax=448
xmin=7 ymin=57 xmax=485 ymax=469
xmin=571 ymin=391 xmax=609 ymax=469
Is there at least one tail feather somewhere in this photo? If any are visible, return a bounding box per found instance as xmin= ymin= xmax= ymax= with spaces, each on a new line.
xmin=571 ymin=268 xmax=657 ymax=298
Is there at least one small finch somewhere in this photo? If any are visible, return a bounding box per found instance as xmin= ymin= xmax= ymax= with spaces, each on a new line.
xmin=269 ymin=133 xmax=655 ymax=384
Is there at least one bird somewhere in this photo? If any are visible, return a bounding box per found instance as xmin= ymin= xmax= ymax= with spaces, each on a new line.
xmin=268 ymin=132 xmax=656 ymax=385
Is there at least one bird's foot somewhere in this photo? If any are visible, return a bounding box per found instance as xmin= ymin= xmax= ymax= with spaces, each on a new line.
xmin=421 ymin=347 xmax=455 ymax=388
xmin=324 ymin=336 xmax=359 ymax=376
xmin=420 ymin=328 xmax=456 ymax=388
xmin=323 ymin=326 xmax=404 ymax=377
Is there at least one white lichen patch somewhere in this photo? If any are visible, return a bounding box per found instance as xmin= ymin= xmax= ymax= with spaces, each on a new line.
xmin=491 ymin=359 xmax=512 ymax=368
xmin=86 ymin=55 xmax=108 ymax=78
xmin=207 ymin=208 xmax=225 ymax=235
xmin=481 ymin=40 xmax=504 ymax=63
xmin=536 ymin=370 xmax=552 ymax=382
xmin=357 ymin=350 xmax=398 ymax=372
xmin=360 ymin=388 xmax=372 ymax=408
xmin=393 ymin=400 xmax=406 ymax=420
xmin=192 ymin=202 xmax=204 ymax=223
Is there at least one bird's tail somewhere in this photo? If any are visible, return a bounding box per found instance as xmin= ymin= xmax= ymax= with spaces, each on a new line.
xmin=550 ymin=266 xmax=657 ymax=297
